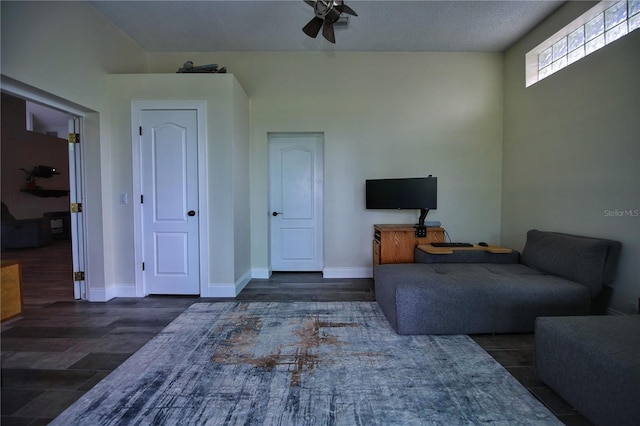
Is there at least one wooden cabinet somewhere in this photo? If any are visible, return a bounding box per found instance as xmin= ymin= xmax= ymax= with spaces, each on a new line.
xmin=373 ymin=224 xmax=445 ymax=265
xmin=1 ymin=260 xmax=23 ymax=321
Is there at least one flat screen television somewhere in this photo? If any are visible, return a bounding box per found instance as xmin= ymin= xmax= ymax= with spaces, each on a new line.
xmin=366 ymin=176 xmax=437 ymax=230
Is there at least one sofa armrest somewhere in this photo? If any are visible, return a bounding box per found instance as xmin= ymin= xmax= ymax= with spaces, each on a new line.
xmin=414 ymin=247 xmax=520 ymax=264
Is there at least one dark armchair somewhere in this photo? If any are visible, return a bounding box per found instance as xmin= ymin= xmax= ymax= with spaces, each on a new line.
xmin=1 ymin=202 xmax=51 ymax=249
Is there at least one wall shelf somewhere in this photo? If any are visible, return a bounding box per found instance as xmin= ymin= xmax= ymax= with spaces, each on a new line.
xmin=20 ymin=189 xmax=69 ymax=198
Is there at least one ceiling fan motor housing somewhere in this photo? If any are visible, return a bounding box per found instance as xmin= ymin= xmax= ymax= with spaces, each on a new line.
xmin=303 ymin=0 xmax=356 ymax=43
xmin=313 ymin=0 xmax=334 ymax=19
xmin=314 ymin=1 xmax=336 ymax=20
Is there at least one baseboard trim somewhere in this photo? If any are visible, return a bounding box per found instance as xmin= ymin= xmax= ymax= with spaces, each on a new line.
xmin=322 ymin=267 xmax=372 ymax=279
xmin=87 ymin=267 xmax=371 ymax=301
xmin=88 ymin=284 xmax=138 ymax=301
xmin=87 ymin=287 xmax=111 ymax=302
xmin=251 ymin=268 xmax=271 ymax=279
xmin=234 ymin=270 xmax=252 ymax=295
xmin=204 ymin=284 xmax=237 ymax=298
xmin=115 ymin=284 xmax=137 ymax=298
xmin=204 ymin=270 xmax=252 ymax=298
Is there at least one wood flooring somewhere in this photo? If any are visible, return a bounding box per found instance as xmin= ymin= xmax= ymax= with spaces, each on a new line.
xmin=1 ymin=240 xmax=589 ymax=425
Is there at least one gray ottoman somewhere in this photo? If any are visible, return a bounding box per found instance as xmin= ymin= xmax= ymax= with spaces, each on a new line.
xmin=535 ymin=315 xmax=640 ymax=426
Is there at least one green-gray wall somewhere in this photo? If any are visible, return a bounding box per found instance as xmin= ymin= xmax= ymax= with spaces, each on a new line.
xmin=502 ymin=2 xmax=640 ymax=313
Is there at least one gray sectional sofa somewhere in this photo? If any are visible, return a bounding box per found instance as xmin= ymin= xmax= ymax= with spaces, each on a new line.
xmin=375 ymin=229 xmax=621 ymax=335
xmin=535 ymin=315 xmax=640 ymax=426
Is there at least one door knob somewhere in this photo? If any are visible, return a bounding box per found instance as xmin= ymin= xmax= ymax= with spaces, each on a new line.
xmin=272 ymin=211 xmax=282 ymax=216
xmin=188 ymin=210 xmax=196 ymax=216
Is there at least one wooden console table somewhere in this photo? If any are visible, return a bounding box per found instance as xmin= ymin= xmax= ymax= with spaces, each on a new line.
xmin=373 ymin=224 xmax=445 ymax=265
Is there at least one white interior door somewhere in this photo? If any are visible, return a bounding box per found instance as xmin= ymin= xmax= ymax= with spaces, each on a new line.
xmin=269 ymin=133 xmax=324 ymax=271
xmin=140 ymin=109 xmax=200 ymax=295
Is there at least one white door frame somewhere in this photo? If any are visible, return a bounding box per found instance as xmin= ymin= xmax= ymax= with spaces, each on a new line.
xmin=68 ymin=117 xmax=87 ymax=299
xmin=1 ymin=76 xmax=89 ymax=300
xmin=131 ymin=101 xmax=209 ymax=297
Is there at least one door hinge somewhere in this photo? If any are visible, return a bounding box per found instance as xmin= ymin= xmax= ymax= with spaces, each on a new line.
xmin=74 ymin=271 xmax=85 ymax=281
xmin=71 ymin=202 xmax=83 ymax=213
xmin=139 ymin=126 xmax=142 ymax=136
xmin=68 ymin=133 xmax=80 ymax=144
xmin=140 ymin=195 xmax=144 ymax=204
xmin=142 ymin=262 xmax=145 ymax=271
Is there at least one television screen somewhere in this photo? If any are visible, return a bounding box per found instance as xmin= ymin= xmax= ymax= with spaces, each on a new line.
xmin=366 ymin=177 xmax=437 ymax=210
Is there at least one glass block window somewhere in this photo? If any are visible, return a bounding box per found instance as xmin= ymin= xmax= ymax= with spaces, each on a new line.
xmin=526 ymin=1 xmax=640 ymax=87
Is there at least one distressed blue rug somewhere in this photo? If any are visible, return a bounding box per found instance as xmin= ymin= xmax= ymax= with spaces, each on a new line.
xmin=52 ymin=302 xmax=559 ymax=425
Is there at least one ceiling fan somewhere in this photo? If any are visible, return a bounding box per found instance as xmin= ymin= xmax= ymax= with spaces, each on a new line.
xmin=302 ymin=0 xmax=358 ymax=44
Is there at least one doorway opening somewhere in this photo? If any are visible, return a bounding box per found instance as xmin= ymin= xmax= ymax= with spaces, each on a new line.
xmin=1 ymin=91 xmax=86 ymax=304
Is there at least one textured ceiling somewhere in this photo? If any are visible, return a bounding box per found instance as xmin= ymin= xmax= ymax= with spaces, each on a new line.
xmin=89 ymin=1 xmax=565 ymax=52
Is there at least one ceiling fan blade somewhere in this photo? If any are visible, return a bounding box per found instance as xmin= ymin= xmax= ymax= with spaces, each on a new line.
xmin=336 ymin=4 xmax=357 ymax=16
xmin=322 ymin=20 xmax=336 ymax=44
xmin=302 ymin=16 xmax=324 ymax=38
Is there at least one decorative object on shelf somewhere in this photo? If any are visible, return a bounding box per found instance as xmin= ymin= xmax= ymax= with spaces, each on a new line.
xmin=20 ymin=165 xmax=59 ymax=189
xmin=22 ymin=175 xmax=39 ymax=190
xmin=176 ymin=61 xmax=227 ymax=73
xmin=302 ymin=0 xmax=357 ymax=44
xmin=18 ymin=165 xmax=67 ymax=197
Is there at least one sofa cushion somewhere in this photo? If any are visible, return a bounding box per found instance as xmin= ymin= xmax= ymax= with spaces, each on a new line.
xmin=375 ymin=263 xmax=591 ymax=334
xmin=535 ymin=315 xmax=640 ymax=426
xmin=521 ymin=230 xmax=610 ymax=296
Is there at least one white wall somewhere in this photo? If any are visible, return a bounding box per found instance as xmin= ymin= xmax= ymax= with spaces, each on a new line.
xmin=148 ymin=52 xmax=505 ymax=276
xmin=1 ymin=1 xmax=148 ymax=299
xmin=503 ymin=2 xmax=640 ymax=314
xmin=107 ymin=74 xmax=250 ymax=295
xmin=232 ymin=79 xmax=252 ymax=282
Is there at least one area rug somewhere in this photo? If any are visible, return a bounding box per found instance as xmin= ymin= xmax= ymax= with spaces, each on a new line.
xmin=51 ymin=302 xmax=559 ymax=425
